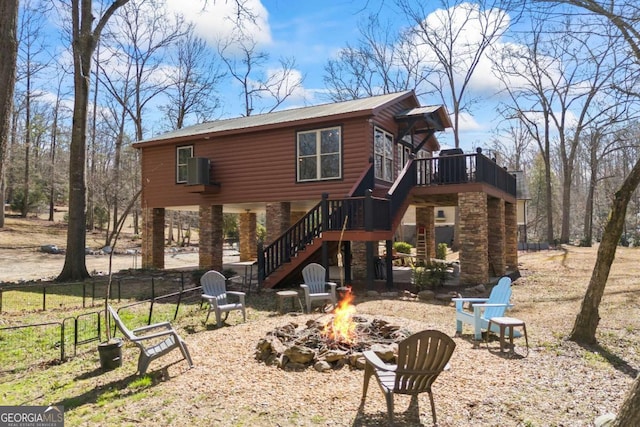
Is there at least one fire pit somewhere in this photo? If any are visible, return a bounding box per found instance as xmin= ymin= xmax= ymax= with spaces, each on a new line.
xmin=255 ymin=289 xmax=412 ymax=371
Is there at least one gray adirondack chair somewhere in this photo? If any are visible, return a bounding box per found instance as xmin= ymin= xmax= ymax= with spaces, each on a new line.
xmin=452 ymin=276 xmax=514 ymax=340
xmin=300 ymin=263 xmax=337 ymax=313
xmin=107 ymin=305 xmax=193 ymax=375
xmin=201 ymin=270 xmax=246 ymax=327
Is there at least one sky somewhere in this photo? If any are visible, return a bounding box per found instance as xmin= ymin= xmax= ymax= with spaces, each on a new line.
xmin=29 ymin=0 xmax=553 ymax=153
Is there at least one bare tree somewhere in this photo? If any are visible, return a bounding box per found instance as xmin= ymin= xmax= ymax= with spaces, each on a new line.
xmin=47 ymin=67 xmax=70 ymax=221
xmin=162 ymin=26 xmax=225 ymax=129
xmin=56 ymin=0 xmax=130 ymax=282
xmin=15 ymin=0 xmax=51 ymax=217
xmin=218 ymin=30 xmax=303 ymax=116
xmin=494 ymin=19 xmax=561 ymax=245
xmin=323 ymin=15 xmax=429 ymax=101
xmin=489 ymin=119 xmax=535 ymax=171
xmin=398 ymin=0 xmax=519 ymax=148
xmin=98 ymin=0 xmax=184 ymax=246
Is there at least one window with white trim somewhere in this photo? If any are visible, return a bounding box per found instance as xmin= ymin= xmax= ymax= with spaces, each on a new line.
xmin=176 ymin=145 xmax=193 ymax=183
xmin=374 ymin=127 xmax=394 ymax=182
xmin=297 ymin=127 xmax=341 ymax=182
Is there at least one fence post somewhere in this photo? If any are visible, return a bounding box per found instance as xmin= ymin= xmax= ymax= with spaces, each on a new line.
xmin=43 ymin=285 xmax=46 ymax=311
xmin=60 ymin=321 xmax=65 ymax=361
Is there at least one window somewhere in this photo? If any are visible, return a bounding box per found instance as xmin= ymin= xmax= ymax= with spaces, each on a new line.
xmin=297 ymin=127 xmax=341 ymax=182
xmin=397 ymin=144 xmax=412 ymax=176
xmin=374 ymin=127 xmax=394 ymax=182
xmin=176 ymin=145 xmax=193 ymax=183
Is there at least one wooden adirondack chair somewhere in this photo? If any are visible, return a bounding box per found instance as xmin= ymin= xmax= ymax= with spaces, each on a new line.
xmin=360 ymin=330 xmax=456 ymax=426
xmin=452 ymin=276 xmax=514 ymax=341
xmin=107 ymin=305 xmax=193 ymax=375
xmin=300 ymin=263 xmax=337 ymax=313
xmin=201 ymin=270 xmax=246 ymax=327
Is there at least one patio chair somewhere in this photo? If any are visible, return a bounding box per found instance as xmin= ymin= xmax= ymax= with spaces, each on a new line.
xmin=107 ymin=305 xmax=193 ymax=375
xmin=360 ymin=329 xmax=456 ymax=426
xmin=300 ymin=263 xmax=337 ymax=313
xmin=201 ymin=270 xmax=246 ymax=327
xmin=452 ymin=276 xmax=514 ymax=341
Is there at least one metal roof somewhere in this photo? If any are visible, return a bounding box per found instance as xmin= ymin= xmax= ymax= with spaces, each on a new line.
xmin=137 ymin=91 xmax=417 ymax=145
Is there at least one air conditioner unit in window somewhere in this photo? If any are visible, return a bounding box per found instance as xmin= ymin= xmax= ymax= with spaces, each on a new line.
xmin=187 ymin=157 xmax=210 ymax=185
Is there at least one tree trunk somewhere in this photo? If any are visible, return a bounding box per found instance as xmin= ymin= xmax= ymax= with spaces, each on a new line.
xmin=560 ymin=164 xmax=573 ymax=244
xmin=57 ymin=40 xmax=91 ymax=280
xmin=570 ymin=156 xmax=640 ymax=343
xmin=0 ymin=0 xmax=19 ymax=228
xmin=613 ymin=374 xmax=640 ymax=426
xmin=583 ymin=144 xmax=598 ymax=246
xmin=57 ymin=0 xmax=95 ymax=281
xmin=57 ymin=0 xmax=129 ymax=281
xmin=22 ymin=72 xmax=32 ymax=218
xmin=48 ymin=96 xmax=59 ymax=222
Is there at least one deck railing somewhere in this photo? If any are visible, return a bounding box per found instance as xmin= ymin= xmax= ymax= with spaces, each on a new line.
xmin=414 ymin=153 xmax=516 ymax=196
xmin=258 ymin=153 xmax=516 ymax=282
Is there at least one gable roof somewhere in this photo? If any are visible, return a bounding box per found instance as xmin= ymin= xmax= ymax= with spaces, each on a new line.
xmin=135 ymin=91 xmax=425 ymax=147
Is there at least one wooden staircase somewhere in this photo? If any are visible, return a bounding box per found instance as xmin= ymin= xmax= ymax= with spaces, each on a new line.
xmin=258 ymin=160 xmax=418 ymax=289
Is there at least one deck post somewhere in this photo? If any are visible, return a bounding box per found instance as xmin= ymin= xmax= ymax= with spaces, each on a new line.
xmin=366 ymin=241 xmax=375 ymax=289
xmin=385 ymin=239 xmax=393 ymax=289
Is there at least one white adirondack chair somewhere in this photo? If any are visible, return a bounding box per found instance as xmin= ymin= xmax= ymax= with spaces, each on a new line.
xmin=452 ymin=276 xmax=514 ymax=341
xmin=300 ymin=263 xmax=337 ymax=313
xmin=201 ymin=270 xmax=246 ymax=327
xmin=107 ymin=305 xmax=193 ymax=375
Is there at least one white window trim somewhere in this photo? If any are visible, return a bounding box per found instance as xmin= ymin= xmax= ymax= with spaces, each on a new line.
xmin=296 ymin=126 xmax=342 ymax=182
xmin=374 ymin=127 xmax=394 ymax=182
xmin=176 ymin=145 xmax=193 ymax=183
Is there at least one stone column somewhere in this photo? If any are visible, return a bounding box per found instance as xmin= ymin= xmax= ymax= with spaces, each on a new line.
xmin=459 ymin=192 xmax=489 ymax=285
xmin=487 ymin=197 xmax=506 ymax=276
xmin=199 ymin=205 xmax=224 ymax=271
xmin=266 ymin=202 xmax=291 ymax=245
xmin=505 ymin=202 xmax=519 ymax=272
xmin=239 ymin=211 xmax=257 ymax=261
xmin=415 ymin=206 xmax=436 ymax=264
xmin=350 ymin=241 xmax=379 ymax=284
xmin=142 ymin=207 xmax=165 ymax=269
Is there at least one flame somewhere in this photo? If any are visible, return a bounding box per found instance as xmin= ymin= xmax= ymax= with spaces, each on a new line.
xmin=324 ymin=287 xmax=357 ymax=343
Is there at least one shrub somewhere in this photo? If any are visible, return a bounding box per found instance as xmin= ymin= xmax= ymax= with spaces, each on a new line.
xmin=393 ymin=241 xmax=412 ymax=254
xmin=411 ymin=262 xmax=447 ymax=291
xmin=436 ymin=243 xmax=448 ymax=260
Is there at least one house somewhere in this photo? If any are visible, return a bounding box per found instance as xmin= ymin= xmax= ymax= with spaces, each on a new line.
xmin=133 ymin=91 xmax=518 ymax=288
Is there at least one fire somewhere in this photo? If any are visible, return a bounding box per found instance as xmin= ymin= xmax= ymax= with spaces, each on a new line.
xmin=323 ymin=287 xmax=357 ymax=343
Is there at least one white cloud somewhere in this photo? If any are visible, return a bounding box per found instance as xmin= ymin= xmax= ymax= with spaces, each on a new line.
xmin=410 ymin=2 xmax=512 ymax=95
xmin=164 ymin=0 xmax=271 ymax=48
xmin=455 ymin=111 xmax=484 ymax=132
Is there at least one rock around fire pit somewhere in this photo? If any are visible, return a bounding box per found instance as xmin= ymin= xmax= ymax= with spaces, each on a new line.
xmin=255 ymin=315 xmax=412 ymax=372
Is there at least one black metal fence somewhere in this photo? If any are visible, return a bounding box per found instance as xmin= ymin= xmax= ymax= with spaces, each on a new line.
xmin=0 ymin=272 xmax=191 ymax=313
xmin=0 ymin=273 xmax=202 ymax=380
